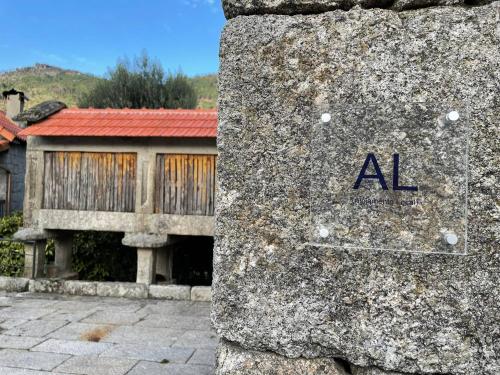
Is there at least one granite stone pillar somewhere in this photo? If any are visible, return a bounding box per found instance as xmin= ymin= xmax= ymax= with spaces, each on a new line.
xmin=215 ymin=1 xmax=499 ymax=374
xmin=53 ymin=232 xmax=74 ymax=277
xmin=122 ymin=232 xmax=169 ymax=285
xmin=23 ymin=240 xmax=46 ymax=279
xmin=13 ymin=227 xmax=47 ymax=279
xmin=136 ymin=248 xmax=157 ymax=285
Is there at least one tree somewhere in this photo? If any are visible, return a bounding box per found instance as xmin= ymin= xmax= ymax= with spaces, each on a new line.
xmin=79 ymin=53 xmax=197 ymax=109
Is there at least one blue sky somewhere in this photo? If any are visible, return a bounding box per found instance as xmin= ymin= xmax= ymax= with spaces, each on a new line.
xmin=0 ymin=0 xmax=225 ymax=77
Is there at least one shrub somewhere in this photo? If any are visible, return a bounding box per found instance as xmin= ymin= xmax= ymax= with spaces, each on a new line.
xmin=72 ymin=231 xmax=136 ymax=282
xmin=0 ymin=212 xmax=25 ymax=277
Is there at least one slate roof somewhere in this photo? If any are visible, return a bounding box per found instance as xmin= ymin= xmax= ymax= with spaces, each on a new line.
xmin=12 ymin=100 xmax=67 ymax=123
xmin=19 ymin=108 xmax=218 ymax=138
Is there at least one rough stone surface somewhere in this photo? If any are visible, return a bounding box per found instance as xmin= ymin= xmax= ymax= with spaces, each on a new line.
xmin=63 ymin=280 xmax=98 ymax=296
xmin=351 ymin=365 xmax=409 ymax=374
xmin=149 ymin=284 xmax=191 ymax=300
xmin=96 ymin=282 xmax=148 ymax=299
xmin=191 ymin=286 xmax=212 ymax=301
xmin=221 ymin=0 xmax=495 ymax=18
xmin=13 ymin=227 xmax=47 ymax=241
xmin=28 ymin=279 xmax=64 ymax=294
xmin=0 ymin=277 xmax=29 ymax=292
xmin=1 ymin=279 xmax=207 ymax=301
xmin=216 ymin=340 xmax=349 ymax=374
xmin=122 ymin=232 xmax=168 ymax=248
xmin=214 ymin=3 xmax=499 ymax=375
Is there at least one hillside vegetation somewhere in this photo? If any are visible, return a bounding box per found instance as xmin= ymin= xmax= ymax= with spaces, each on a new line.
xmin=0 ymin=64 xmax=217 ymax=111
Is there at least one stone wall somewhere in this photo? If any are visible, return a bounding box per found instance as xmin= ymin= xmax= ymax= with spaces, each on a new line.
xmin=0 ymin=142 xmax=26 ymax=213
xmin=214 ymin=1 xmax=499 ymax=374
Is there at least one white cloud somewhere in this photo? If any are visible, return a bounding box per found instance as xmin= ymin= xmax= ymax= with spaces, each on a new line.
xmin=183 ymin=0 xmax=217 ymax=9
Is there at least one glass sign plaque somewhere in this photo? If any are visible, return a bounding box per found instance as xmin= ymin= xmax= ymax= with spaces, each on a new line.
xmin=310 ymin=102 xmax=468 ymax=255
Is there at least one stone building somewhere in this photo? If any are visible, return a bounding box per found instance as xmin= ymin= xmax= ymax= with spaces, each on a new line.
xmin=0 ymin=90 xmax=28 ymax=215
xmin=214 ymin=1 xmax=499 ymax=375
xmin=14 ymin=108 xmax=217 ymax=285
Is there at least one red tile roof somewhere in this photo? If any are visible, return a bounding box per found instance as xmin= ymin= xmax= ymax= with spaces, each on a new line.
xmin=19 ymin=108 xmax=217 ymax=138
xmin=0 ymin=111 xmax=26 ymax=141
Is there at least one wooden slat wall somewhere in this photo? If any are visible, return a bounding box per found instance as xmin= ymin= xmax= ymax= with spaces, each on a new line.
xmin=43 ymin=151 xmax=137 ymax=212
xmin=155 ymin=154 xmax=216 ymax=216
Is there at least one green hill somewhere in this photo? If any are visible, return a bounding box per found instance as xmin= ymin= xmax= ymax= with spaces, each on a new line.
xmin=0 ymin=64 xmax=101 ymax=112
xmin=189 ymin=74 xmax=218 ymax=109
xmin=0 ymin=64 xmax=217 ymax=111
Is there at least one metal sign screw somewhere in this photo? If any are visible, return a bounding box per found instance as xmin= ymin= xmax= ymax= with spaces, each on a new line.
xmin=446 ymin=111 xmax=460 ymax=122
xmin=318 ymin=227 xmax=329 ymax=238
xmin=321 ymin=113 xmax=331 ymax=123
xmin=443 ymin=232 xmax=458 ymax=245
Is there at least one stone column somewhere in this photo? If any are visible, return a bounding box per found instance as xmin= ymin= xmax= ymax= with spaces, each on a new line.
xmin=22 ymin=240 xmax=46 ymax=279
xmin=13 ymin=227 xmax=47 ymax=279
xmin=122 ymin=233 xmax=169 ymax=285
xmin=53 ymin=232 xmax=74 ymax=277
xmin=215 ymin=1 xmax=499 ymax=374
xmin=136 ymin=248 xmax=157 ymax=285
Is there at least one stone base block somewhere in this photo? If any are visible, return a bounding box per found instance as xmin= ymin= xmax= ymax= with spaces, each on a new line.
xmin=149 ymin=284 xmax=191 ymax=300
xmin=96 ymin=282 xmax=148 ymax=299
xmin=216 ymin=340 xmax=348 ymax=375
xmin=63 ymin=280 xmax=98 ymax=296
xmin=29 ymin=279 xmax=64 ymax=294
xmin=191 ymin=286 xmax=212 ymax=302
xmin=0 ymin=276 xmax=29 ymax=292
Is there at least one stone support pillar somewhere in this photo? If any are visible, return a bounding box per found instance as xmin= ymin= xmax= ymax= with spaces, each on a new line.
xmin=122 ymin=232 xmax=169 ymax=285
xmin=13 ymin=227 xmax=47 ymax=279
xmin=22 ymin=240 xmax=46 ymax=279
xmin=53 ymin=232 xmax=74 ymax=277
xmin=136 ymin=248 xmax=157 ymax=285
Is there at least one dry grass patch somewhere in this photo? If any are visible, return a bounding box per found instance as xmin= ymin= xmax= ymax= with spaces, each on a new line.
xmin=80 ymin=326 xmax=113 ymax=342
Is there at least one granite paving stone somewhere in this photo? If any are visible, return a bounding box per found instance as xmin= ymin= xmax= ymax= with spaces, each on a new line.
xmin=49 ymin=300 xmax=103 ymax=312
xmin=0 ymin=367 xmax=53 ymax=375
xmin=135 ymin=300 xmax=193 ymax=315
xmin=136 ymin=314 xmax=211 ymax=330
xmin=81 ymin=310 xmax=147 ymax=325
xmin=0 ymin=349 xmax=69 ymax=371
xmin=53 ymin=355 xmax=137 ymax=375
xmin=181 ymin=302 xmax=212 ymax=317
xmin=32 ymin=338 xmax=113 ymax=356
xmin=0 ymin=307 xmax=54 ymax=320
xmin=40 ymin=309 xmax=96 ymax=322
xmin=4 ymin=320 xmax=68 ymax=337
xmin=128 ymin=361 xmax=214 ymax=375
xmin=0 ymin=335 xmax=46 ymax=349
xmin=100 ymin=343 xmax=194 ymax=363
xmin=10 ymin=299 xmax=56 ymax=309
xmin=0 ymin=318 xmax=29 ymax=330
xmin=0 ymin=292 xmax=216 ymax=374
xmin=173 ymin=330 xmax=218 ymax=349
xmin=47 ymin=322 xmax=114 ymax=341
xmin=188 ymin=349 xmax=216 ymax=366
xmin=101 ymin=325 xmax=185 ymax=346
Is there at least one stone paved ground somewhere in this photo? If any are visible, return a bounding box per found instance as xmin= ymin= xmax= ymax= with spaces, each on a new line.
xmin=0 ymin=291 xmax=216 ymax=374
